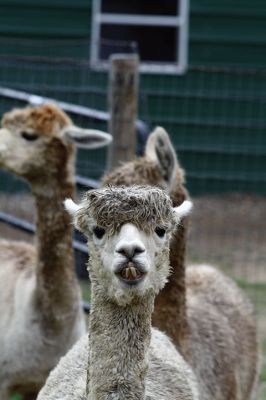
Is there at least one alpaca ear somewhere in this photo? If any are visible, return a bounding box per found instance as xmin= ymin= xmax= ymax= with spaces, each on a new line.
xmin=145 ymin=127 xmax=178 ymax=191
xmin=173 ymin=200 xmax=193 ymax=223
xmin=64 ymin=198 xmax=81 ymax=217
xmin=62 ymin=126 xmax=112 ymax=149
xmin=64 ymin=198 xmax=90 ymax=233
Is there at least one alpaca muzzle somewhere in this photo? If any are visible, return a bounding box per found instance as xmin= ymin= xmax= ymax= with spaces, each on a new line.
xmin=115 ymin=261 xmax=147 ymax=286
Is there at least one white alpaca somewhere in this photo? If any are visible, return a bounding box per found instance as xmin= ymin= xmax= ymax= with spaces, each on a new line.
xmin=37 ymin=186 xmax=199 ymax=400
xmin=0 ymin=104 xmax=112 ymax=400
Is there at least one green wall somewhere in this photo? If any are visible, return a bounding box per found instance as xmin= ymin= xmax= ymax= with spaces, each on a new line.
xmin=0 ymin=0 xmax=265 ymax=195
xmin=190 ymin=0 xmax=266 ymax=68
xmin=1 ymin=0 xmax=265 ymax=67
xmin=0 ymin=0 xmax=92 ymax=39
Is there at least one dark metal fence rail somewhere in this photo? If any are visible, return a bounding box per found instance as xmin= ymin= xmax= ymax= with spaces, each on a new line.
xmin=0 ymin=211 xmax=88 ymax=254
xmin=0 ymin=211 xmax=91 ymax=314
xmin=0 ymin=86 xmax=149 ymax=138
xmin=0 ymin=173 xmax=100 ymax=255
xmin=0 ymin=203 xmax=93 ymax=315
xmin=0 ymin=167 xmax=100 ymax=315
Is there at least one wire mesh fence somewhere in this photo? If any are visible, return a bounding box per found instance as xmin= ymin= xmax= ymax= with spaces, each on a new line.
xmin=0 ymin=37 xmax=265 ymax=397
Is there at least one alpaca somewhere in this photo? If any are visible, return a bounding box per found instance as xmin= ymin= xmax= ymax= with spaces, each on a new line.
xmin=102 ymin=127 xmax=189 ymax=349
xmin=0 ymin=104 xmax=112 ymax=400
xmin=102 ymin=127 xmax=259 ymax=400
xmin=37 ymin=186 xmax=199 ymax=400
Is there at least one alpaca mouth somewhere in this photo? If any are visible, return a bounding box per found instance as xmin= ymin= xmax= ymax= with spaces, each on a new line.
xmin=115 ymin=261 xmax=146 ymax=285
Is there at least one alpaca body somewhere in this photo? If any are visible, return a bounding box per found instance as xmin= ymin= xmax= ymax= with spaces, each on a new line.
xmin=0 ymin=240 xmax=85 ymax=400
xmin=38 ymin=186 xmax=198 ymax=399
xmin=38 ymin=329 xmax=198 ymax=400
xmin=0 ymin=104 xmax=112 ymax=398
xmin=102 ymin=127 xmax=259 ymax=399
xmin=0 ymin=240 xmax=85 ymax=399
xmin=186 ymin=265 xmax=258 ymax=400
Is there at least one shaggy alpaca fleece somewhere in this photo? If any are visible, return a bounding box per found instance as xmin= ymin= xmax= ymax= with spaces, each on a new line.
xmin=76 ymin=185 xmax=176 ymax=236
xmin=38 ymin=185 xmax=199 ymax=400
xmin=37 ymin=330 xmax=199 ymax=400
xmin=2 ymin=103 xmax=72 ymax=136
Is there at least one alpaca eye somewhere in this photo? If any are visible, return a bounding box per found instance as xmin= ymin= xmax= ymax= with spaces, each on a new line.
xmin=21 ymin=132 xmax=39 ymax=141
xmin=155 ymin=227 xmax=166 ymax=238
xmin=93 ymin=226 xmax=106 ymax=239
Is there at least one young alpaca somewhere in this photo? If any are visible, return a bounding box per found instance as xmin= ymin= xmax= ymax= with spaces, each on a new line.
xmin=102 ymin=128 xmax=259 ymax=400
xmin=37 ymin=186 xmax=199 ymax=400
xmin=0 ymin=104 xmax=112 ymax=400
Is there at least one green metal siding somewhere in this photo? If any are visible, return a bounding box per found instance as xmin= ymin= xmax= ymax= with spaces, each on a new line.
xmin=190 ymin=1 xmax=266 ymax=68
xmin=1 ymin=0 xmax=265 ymax=67
xmin=0 ymin=0 xmax=93 ymax=60
xmin=139 ymin=67 xmax=266 ymax=194
xmin=0 ymin=1 xmax=92 ymax=38
xmin=0 ymin=0 xmax=265 ymax=195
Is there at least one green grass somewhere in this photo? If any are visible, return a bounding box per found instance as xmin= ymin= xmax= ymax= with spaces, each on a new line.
xmin=79 ymin=278 xmax=91 ymax=303
xmin=237 ymin=279 xmax=266 ymax=298
xmin=261 ymin=366 xmax=266 ymax=382
xmin=261 ymin=338 xmax=266 ymax=383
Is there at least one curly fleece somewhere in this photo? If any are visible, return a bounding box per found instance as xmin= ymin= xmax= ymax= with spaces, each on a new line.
xmin=76 ymin=185 xmax=176 ymax=235
xmin=2 ymin=103 xmax=72 ymax=136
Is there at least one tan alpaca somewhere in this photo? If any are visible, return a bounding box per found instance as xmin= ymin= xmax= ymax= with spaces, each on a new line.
xmin=38 ymin=186 xmax=199 ymax=400
xmin=0 ymin=104 xmax=112 ymax=400
xmin=102 ymin=127 xmax=259 ymax=400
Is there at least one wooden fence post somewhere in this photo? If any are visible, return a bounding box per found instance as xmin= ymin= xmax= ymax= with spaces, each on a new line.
xmin=107 ymin=54 xmax=139 ymax=170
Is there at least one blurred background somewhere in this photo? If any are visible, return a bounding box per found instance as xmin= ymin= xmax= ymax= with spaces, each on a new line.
xmin=0 ymin=1 xmax=265 ymax=399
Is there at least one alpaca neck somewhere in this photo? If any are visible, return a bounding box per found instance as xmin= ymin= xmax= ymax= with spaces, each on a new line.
xmin=88 ymin=281 xmax=154 ymax=400
xmin=32 ymin=172 xmax=80 ymax=329
xmin=153 ymin=184 xmax=189 ymax=353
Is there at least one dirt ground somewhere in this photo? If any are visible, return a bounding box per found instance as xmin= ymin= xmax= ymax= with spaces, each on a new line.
xmin=187 ymin=193 xmax=266 ymax=283
xmin=1 ymin=192 xmax=265 ymax=281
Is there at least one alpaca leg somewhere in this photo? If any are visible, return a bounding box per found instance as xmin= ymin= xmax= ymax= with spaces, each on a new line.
xmin=23 ymin=390 xmax=39 ymax=400
xmin=250 ymin=380 xmax=259 ymax=400
xmin=0 ymin=388 xmax=9 ymax=400
xmin=249 ymin=357 xmax=260 ymax=400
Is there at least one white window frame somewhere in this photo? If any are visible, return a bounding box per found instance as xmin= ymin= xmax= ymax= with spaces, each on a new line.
xmin=90 ymin=0 xmax=189 ymax=75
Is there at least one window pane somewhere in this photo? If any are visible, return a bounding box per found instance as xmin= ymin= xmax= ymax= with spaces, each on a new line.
xmin=101 ymin=0 xmax=179 ymax=16
xmin=100 ymin=24 xmax=178 ymax=62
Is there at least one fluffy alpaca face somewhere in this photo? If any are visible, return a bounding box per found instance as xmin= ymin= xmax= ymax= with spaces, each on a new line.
xmin=0 ymin=103 xmax=112 ymax=180
xmin=0 ymin=104 xmax=72 ymax=178
xmin=65 ymin=186 xmax=192 ymax=305
xmin=0 ymin=122 xmax=46 ymax=177
xmin=88 ymin=220 xmax=172 ymax=302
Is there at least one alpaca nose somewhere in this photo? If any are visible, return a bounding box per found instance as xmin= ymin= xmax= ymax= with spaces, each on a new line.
xmin=116 ymin=243 xmax=145 ymax=259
